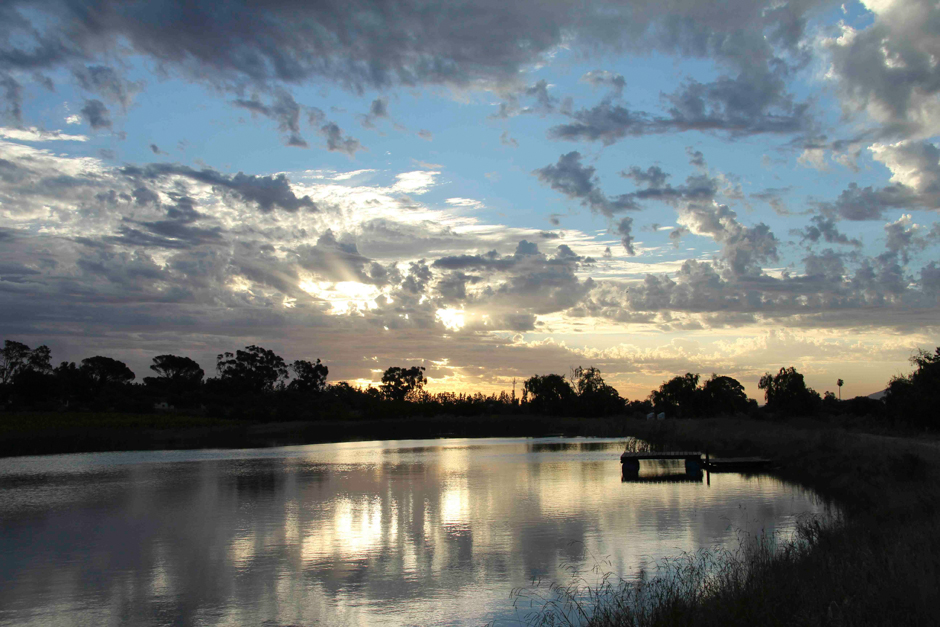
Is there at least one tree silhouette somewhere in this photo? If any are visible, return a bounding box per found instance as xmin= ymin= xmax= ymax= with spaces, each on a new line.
xmin=149 ymin=354 xmax=205 ymax=387
xmin=216 ymin=345 xmax=288 ymax=392
xmin=758 ymin=367 xmax=821 ymax=416
xmin=837 ymin=378 xmax=844 ymax=400
xmin=701 ymin=374 xmax=749 ymax=415
xmin=885 ymin=347 xmax=940 ymax=427
xmin=524 ymin=373 xmax=574 ymax=414
xmin=289 ymin=359 xmax=329 ymax=393
xmin=1 ymin=340 xmax=52 ymax=385
xmin=573 ymin=366 xmax=624 ymax=416
xmin=80 ymin=356 xmax=135 ymax=385
xmin=380 ymin=366 xmax=426 ymax=401
xmin=651 ymin=373 xmax=701 ymax=417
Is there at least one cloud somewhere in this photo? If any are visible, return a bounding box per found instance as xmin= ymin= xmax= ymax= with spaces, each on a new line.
xmin=549 ymin=71 xmax=811 ymax=145
xmin=869 ymin=139 xmax=940 ymax=198
xmin=0 ymin=0 xmax=823 ymax=99
xmin=320 ymin=123 xmax=363 ymax=156
xmin=534 ymin=151 xmax=639 ymax=217
xmin=616 ymin=217 xmax=635 ymax=255
xmin=0 ymin=127 xmax=87 ymax=142
xmin=883 ymin=214 xmax=929 ymax=264
xmin=819 ymin=182 xmax=919 ymax=221
xmin=823 ymin=0 xmax=940 ymax=139
xmin=122 ymin=163 xmax=317 ymax=213
xmin=80 ymin=99 xmax=111 ymax=129
xmin=751 ymin=187 xmax=793 ymax=216
xmin=0 ymin=74 xmax=22 ymax=123
xmin=581 ymin=70 xmax=625 ymax=97
xmin=360 ymin=98 xmax=389 ymax=128
xmin=622 ymin=165 xmax=670 ymax=189
xmin=796 ymin=215 xmax=861 ymax=248
xmin=233 ymin=90 xmax=308 ymax=147
xmin=73 ymin=65 xmax=140 ymax=109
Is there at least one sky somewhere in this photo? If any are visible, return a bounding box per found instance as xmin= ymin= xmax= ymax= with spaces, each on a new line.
xmin=1 ymin=0 xmax=939 ymax=400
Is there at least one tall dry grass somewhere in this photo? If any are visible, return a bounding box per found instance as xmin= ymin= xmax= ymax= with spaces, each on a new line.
xmin=508 ymin=418 xmax=940 ymax=626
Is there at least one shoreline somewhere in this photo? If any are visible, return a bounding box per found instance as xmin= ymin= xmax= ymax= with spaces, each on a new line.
xmin=0 ymin=412 xmax=633 ymax=458
xmin=553 ymin=418 xmax=940 ymax=626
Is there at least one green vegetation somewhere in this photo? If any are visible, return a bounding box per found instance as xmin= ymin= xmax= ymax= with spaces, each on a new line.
xmin=516 ymin=418 xmax=940 ymax=626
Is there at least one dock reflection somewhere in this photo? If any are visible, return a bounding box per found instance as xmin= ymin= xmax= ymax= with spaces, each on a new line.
xmin=621 ymin=459 xmax=704 ymax=484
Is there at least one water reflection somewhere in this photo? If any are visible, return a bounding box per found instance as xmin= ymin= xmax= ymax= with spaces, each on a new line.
xmin=0 ymin=438 xmax=831 ymax=626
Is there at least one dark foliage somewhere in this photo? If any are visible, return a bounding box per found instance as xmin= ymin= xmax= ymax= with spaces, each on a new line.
xmin=216 ymin=345 xmax=288 ymax=393
xmin=884 ymin=347 xmax=940 ymax=428
xmin=650 ymin=372 xmax=753 ymax=418
xmin=380 ymin=366 xmax=426 ymax=402
xmin=1 ymin=337 xmax=938 ymax=429
xmin=758 ymin=366 xmax=821 ymax=416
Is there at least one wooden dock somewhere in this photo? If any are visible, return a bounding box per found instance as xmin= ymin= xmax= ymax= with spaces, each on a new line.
xmin=620 ymin=451 xmax=773 ymax=473
xmin=620 ymin=451 xmax=703 ymax=462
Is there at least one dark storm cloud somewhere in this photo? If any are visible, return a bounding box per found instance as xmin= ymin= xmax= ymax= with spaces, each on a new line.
xmin=121 ymin=163 xmax=317 ymax=213
xmin=80 ymin=99 xmax=111 ymax=129
xmin=534 ymin=151 xmax=639 ymax=217
xmin=0 ymin=0 xmax=828 ymax=113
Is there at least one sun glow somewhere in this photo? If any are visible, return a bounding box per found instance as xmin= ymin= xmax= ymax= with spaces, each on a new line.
xmin=299 ymin=279 xmax=383 ymax=314
xmin=435 ymin=307 xmax=465 ymax=331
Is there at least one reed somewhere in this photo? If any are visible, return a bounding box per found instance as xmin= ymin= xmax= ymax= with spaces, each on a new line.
xmin=511 ymin=418 xmax=940 ymax=626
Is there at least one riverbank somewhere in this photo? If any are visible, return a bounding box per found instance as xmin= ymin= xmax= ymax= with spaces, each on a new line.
xmin=526 ymin=418 xmax=940 ymax=626
xmin=0 ymin=411 xmax=632 ymax=458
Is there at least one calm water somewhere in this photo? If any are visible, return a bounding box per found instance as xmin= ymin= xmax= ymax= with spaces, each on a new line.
xmin=0 ymin=437 xmax=829 ymax=626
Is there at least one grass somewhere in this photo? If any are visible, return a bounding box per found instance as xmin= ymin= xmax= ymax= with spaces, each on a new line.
xmin=511 ymin=418 xmax=940 ymax=626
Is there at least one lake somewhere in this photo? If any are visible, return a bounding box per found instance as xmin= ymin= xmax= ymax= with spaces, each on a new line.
xmin=0 ymin=437 xmax=830 ymax=626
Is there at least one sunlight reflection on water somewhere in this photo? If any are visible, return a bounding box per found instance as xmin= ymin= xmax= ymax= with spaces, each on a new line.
xmin=0 ymin=437 xmax=832 ymax=626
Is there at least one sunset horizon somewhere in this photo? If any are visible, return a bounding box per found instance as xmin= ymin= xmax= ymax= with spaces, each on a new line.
xmin=2 ymin=0 xmax=939 ymax=402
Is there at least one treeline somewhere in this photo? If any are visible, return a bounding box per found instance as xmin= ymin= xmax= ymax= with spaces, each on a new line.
xmin=1 ymin=339 xmax=938 ymax=429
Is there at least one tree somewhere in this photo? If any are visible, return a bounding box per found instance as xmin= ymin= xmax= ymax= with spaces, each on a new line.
xmin=524 ymin=373 xmax=574 ymax=414
xmin=380 ymin=366 xmax=426 ymax=401
xmin=701 ymin=374 xmax=749 ymax=415
xmin=837 ymin=378 xmax=844 ymax=400
xmin=885 ymin=347 xmax=940 ymax=427
xmin=573 ymin=366 xmax=624 ymax=416
xmin=650 ymin=373 xmax=701 ymax=417
xmin=1 ymin=340 xmax=52 ymax=385
xmin=80 ymin=356 xmax=136 ymax=385
xmin=758 ymin=367 xmax=821 ymax=416
xmin=289 ymin=359 xmax=329 ymax=393
xmin=149 ymin=354 xmax=205 ymax=386
xmin=216 ymin=345 xmax=288 ymax=392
